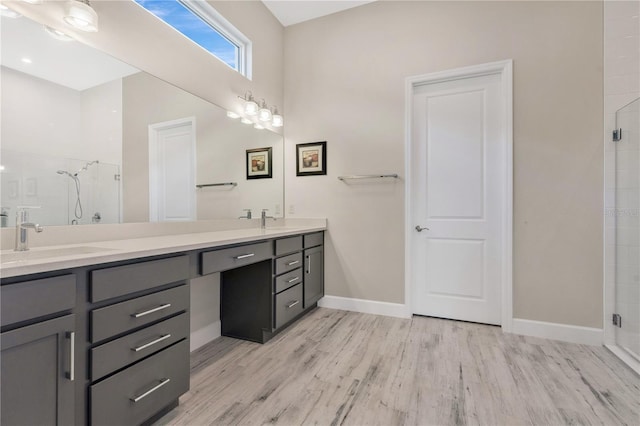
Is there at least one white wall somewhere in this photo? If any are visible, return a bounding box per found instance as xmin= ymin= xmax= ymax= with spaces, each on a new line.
xmin=284 ymin=0 xmax=604 ymax=328
xmin=603 ymin=0 xmax=640 ymax=348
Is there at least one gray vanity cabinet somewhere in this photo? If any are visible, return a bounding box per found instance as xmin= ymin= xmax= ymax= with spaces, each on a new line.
xmin=1 ymin=275 xmax=77 ymax=426
xmin=304 ymin=233 xmax=324 ymax=307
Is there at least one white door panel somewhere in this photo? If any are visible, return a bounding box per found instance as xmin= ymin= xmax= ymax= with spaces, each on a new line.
xmin=149 ymin=118 xmax=196 ymax=222
xmin=411 ymin=72 xmax=504 ymax=325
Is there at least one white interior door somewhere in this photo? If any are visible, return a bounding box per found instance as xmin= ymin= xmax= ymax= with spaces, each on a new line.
xmin=410 ymin=71 xmax=506 ymax=325
xmin=149 ymin=117 xmax=196 ymax=222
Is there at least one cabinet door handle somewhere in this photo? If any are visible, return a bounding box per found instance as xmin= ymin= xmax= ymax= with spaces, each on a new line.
xmin=131 ymin=334 xmax=172 ymax=352
xmin=131 ymin=303 xmax=171 ymax=318
xmin=130 ymin=378 xmax=171 ymax=403
xmin=66 ymin=331 xmax=75 ymax=381
xmin=286 ymin=260 xmax=299 ymax=266
xmin=306 ymin=255 xmax=311 ymax=274
xmin=286 ymin=300 xmax=300 ymax=309
xmin=287 ymin=276 xmax=300 ymax=284
xmin=234 ymin=253 xmax=255 ymax=260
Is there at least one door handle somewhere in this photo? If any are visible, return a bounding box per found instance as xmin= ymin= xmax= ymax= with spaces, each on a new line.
xmin=66 ymin=331 xmax=75 ymax=381
xmin=415 ymin=225 xmax=429 ymax=232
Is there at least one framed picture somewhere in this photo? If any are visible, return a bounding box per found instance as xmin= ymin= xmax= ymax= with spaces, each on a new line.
xmin=246 ymin=147 xmax=272 ymax=179
xmin=296 ymin=141 xmax=327 ymax=176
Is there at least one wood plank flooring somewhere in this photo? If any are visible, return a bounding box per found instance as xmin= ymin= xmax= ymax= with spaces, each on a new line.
xmin=156 ymin=308 xmax=640 ymax=425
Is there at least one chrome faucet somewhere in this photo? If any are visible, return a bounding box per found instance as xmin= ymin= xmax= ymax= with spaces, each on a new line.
xmin=238 ymin=209 xmax=252 ymax=219
xmin=15 ymin=207 xmax=43 ymax=251
xmin=261 ymin=209 xmax=274 ymax=229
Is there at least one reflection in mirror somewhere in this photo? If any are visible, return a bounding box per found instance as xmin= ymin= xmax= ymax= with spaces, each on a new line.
xmin=0 ymin=13 xmax=283 ymax=227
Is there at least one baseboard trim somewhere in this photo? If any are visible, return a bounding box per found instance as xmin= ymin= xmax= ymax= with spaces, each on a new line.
xmin=190 ymin=320 xmax=221 ymax=352
xmin=605 ymin=344 xmax=640 ymax=375
xmin=318 ymin=295 xmax=410 ymax=319
xmin=511 ymin=318 xmax=603 ymax=346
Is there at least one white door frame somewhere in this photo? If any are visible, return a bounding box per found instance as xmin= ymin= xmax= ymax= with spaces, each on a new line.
xmin=148 ymin=116 xmax=197 ymax=222
xmin=404 ymin=60 xmax=514 ymax=332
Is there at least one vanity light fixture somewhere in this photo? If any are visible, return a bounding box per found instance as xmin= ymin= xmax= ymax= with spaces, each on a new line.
xmin=0 ymin=4 xmax=21 ymax=18
xmin=226 ymin=111 xmax=240 ymax=119
xmin=240 ymin=117 xmax=252 ymax=125
xmin=239 ymin=91 xmax=258 ymax=116
xmin=63 ymin=0 xmax=98 ymax=33
xmin=44 ymin=26 xmax=75 ymax=42
xmin=20 ymin=0 xmax=44 ymax=4
xmin=271 ymin=107 xmax=283 ymax=127
xmin=253 ymin=123 xmax=264 ymax=130
xmin=258 ymin=99 xmax=272 ymax=122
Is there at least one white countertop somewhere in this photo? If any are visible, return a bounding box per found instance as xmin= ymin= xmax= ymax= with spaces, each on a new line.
xmin=0 ymin=222 xmax=326 ymax=279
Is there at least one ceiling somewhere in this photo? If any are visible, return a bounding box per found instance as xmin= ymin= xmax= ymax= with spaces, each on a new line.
xmin=262 ymin=0 xmax=376 ymax=27
xmin=0 ymin=15 xmax=138 ymax=91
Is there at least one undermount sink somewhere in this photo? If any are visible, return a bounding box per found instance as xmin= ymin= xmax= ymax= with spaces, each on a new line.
xmin=1 ymin=246 xmax=113 ymax=264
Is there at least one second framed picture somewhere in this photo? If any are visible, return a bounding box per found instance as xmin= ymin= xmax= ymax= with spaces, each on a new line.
xmin=246 ymin=147 xmax=272 ymax=179
xmin=296 ymin=141 xmax=327 ymax=176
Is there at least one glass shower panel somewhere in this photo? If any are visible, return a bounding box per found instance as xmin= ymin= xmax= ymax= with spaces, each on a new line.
xmin=615 ymin=98 xmax=640 ymax=360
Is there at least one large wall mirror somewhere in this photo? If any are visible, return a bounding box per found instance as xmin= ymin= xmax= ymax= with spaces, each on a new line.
xmin=0 ymin=12 xmax=283 ymax=227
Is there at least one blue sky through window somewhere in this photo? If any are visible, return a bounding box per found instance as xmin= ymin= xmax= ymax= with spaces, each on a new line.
xmin=135 ymin=0 xmax=238 ymax=69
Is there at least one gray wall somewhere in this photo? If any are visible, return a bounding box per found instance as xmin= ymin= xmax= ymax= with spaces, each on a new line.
xmin=283 ymin=0 xmax=604 ymax=328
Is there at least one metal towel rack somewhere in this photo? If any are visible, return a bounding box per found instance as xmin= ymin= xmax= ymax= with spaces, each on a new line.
xmin=337 ymin=174 xmax=399 ymax=181
xmin=196 ymin=182 xmax=238 ymax=188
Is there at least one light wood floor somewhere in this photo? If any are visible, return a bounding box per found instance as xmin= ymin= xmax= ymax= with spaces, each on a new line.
xmin=157 ymin=308 xmax=640 ymax=425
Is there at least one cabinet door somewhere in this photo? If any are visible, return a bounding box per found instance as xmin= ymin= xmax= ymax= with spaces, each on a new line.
xmin=1 ymin=314 xmax=75 ymax=426
xmin=304 ymin=246 xmax=324 ymax=307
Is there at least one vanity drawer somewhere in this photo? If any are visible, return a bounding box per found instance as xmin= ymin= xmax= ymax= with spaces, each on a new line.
xmin=201 ymin=241 xmax=271 ymax=275
xmin=91 ymin=313 xmax=188 ymax=380
xmin=304 ymin=232 xmax=323 ymax=248
xmin=91 ymin=284 xmax=188 ymax=343
xmin=90 ymin=256 xmax=189 ymax=303
xmin=274 ymin=283 xmax=303 ymax=329
xmin=274 ymin=268 xmax=302 ymax=294
xmin=90 ymin=340 xmax=189 ymax=426
xmin=274 ymin=252 xmax=303 ymax=276
xmin=274 ymin=236 xmax=303 ymax=256
xmin=1 ymin=275 xmax=76 ymax=327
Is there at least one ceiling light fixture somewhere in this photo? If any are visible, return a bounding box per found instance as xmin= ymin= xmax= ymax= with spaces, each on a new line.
xmin=240 ymin=117 xmax=252 ymax=125
xmin=21 ymin=57 xmax=33 ymax=64
xmin=226 ymin=111 xmax=240 ymax=119
xmin=253 ymin=123 xmax=264 ymax=130
xmin=238 ymin=91 xmax=258 ymax=116
xmin=44 ymin=26 xmax=75 ymax=41
xmin=63 ymin=0 xmax=98 ymax=32
xmin=271 ymin=107 xmax=283 ymax=127
xmin=258 ymin=99 xmax=272 ymax=122
xmin=0 ymin=4 xmax=22 ymax=18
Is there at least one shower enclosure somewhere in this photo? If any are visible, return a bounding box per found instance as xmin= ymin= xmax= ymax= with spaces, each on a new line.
xmin=613 ymin=98 xmax=640 ymax=360
xmin=0 ymin=151 xmax=121 ymax=227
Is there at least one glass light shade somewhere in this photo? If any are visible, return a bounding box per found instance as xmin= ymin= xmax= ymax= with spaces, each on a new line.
xmin=244 ymin=100 xmax=258 ymax=115
xmin=63 ymin=1 xmax=99 ymax=33
xmin=271 ymin=114 xmax=283 ymax=127
xmin=226 ymin=111 xmax=240 ymax=119
xmin=253 ymin=123 xmax=264 ymax=130
xmin=21 ymin=0 xmax=44 ymax=4
xmin=240 ymin=117 xmax=252 ymax=125
xmin=258 ymin=107 xmax=272 ymax=122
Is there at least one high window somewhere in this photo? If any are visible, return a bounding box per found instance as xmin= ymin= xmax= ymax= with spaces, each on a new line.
xmin=134 ymin=0 xmax=251 ymax=78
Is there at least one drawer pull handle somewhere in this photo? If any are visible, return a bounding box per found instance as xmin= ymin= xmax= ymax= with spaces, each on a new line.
xmin=66 ymin=331 xmax=75 ymax=381
xmin=286 ymin=260 xmax=300 ymax=266
xmin=307 ymin=255 xmax=311 ymax=274
xmin=287 ymin=276 xmax=300 ymax=284
xmin=234 ymin=253 xmax=255 ymax=260
xmin=130 ymin=378 xmax=171 ymax=403
xmin=131 ymin=303 xmax=172 ymax=318
xmin=131 ymin=334 xmax=172 ymax=352
xmin=286 ymin=300 xmax=300 ymax=309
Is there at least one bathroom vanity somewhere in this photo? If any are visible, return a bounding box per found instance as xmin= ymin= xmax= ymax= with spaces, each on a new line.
xmin=0 ymin=224 xmax=325 ymax=425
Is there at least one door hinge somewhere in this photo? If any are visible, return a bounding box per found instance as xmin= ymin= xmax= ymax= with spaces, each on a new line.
xmin=613 ymin=129 xmax=622 ymax=142
xmin=613 ymin=313 xmax=622 ymax=328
